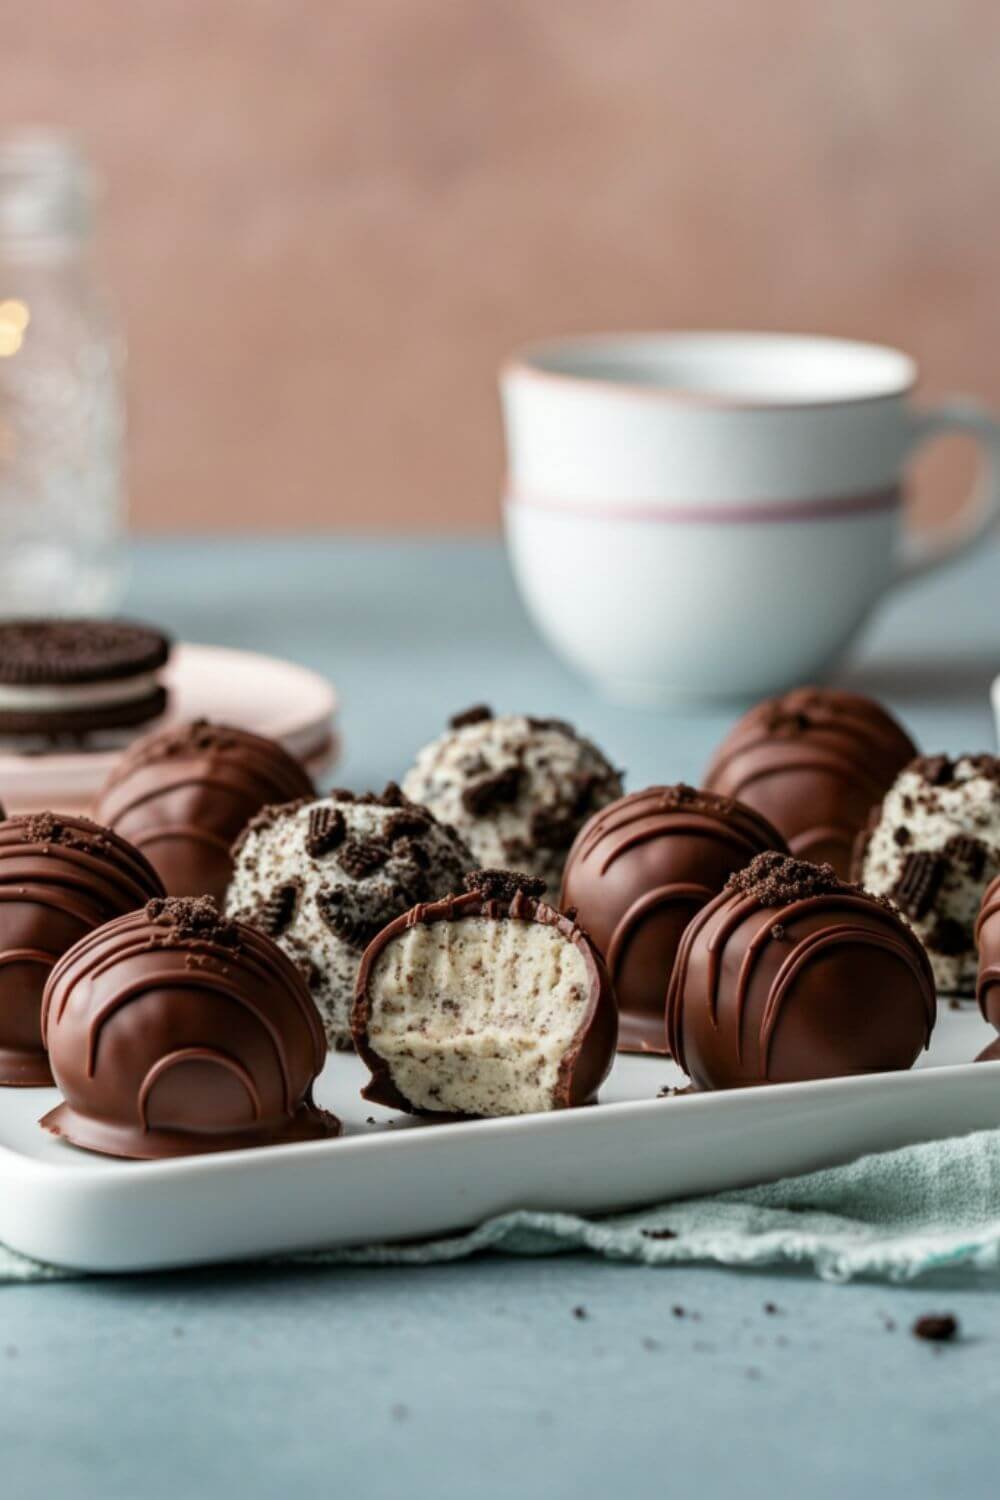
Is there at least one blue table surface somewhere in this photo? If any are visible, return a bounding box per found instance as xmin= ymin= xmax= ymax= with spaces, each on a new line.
xmin=5 ymin=533 xmax=1000 ymax=1500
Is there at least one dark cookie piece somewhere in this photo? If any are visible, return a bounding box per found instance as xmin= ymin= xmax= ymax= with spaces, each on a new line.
xmin=892 ymin=851 xmax=946 ymax=921
xmin=461 ymin=766 xmax=522 ymax=817
xmin=337 ymin=837 xmax=391 ymax=880
xmin=254 ymin=883 xmax=300 ymax=938
xmin=944 ymin=834 xmax=986 ymax=878
xmin=449 ymin=704 xmax=493 ymax=729
xmin=912 ymin=1314 xmax=958 ymax=1343
xmin=306 ymin=805 xmax=346 ymax=858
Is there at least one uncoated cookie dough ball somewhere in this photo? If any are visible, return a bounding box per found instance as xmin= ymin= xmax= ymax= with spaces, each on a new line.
xmin=227 ymin=784 xmax=474 ymax=1049
xmin=401 ymin=706 xmax=623 ymax=895
xmin=855 ymin=754 xmax=1000 ymax=995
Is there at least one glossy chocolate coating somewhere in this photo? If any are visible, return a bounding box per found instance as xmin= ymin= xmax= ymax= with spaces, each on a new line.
xmin=975 ymin=873 xmax=1000 ymax=1032
xmin=666 ymin=852 xmax=935 ymax=1090
xmin=41 ymin=896 xmax=339 ymax=1158
xmin=704 ymin=688 xmax=916 ymax=877
xmin=353 ymin=871 xmax=617 ymax=1115
xmin=0 ymin=813 xmax=164 ymax=1087
xmin=93 ymin=720 xmax=314 ymax=903
xmin=560 ymin=786 xmax=787 ymax=1053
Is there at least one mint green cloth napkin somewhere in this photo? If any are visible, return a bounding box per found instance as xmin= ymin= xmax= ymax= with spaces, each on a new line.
xmin=5 ymin=1126 xmax=1000 ymax=1284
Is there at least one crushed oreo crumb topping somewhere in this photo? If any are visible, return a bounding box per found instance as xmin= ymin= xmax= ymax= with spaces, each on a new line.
xmin=915 ymin=754 xmax=954 ymax=787
xmin=463 ymin=869 xmax=547 ymax=902
xmin=145 ymin=895 xmax=240 ymax=947
xmin=725 ymin=851 xmax=845 ymax=906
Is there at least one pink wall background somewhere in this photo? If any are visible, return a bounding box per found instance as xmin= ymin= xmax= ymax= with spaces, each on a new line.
xmin=5 ymin=1 xmax=999 ymax=532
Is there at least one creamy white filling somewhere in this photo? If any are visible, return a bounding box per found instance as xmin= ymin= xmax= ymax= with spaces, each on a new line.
xmin=366 ymin=917 xmax=591 ymax=1115
xmin=0 ymin=671 xmax=161 ymax=712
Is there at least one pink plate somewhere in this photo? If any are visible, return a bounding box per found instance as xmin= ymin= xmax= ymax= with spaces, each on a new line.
xmin=0 ymin=643 xmax=339 ymax=814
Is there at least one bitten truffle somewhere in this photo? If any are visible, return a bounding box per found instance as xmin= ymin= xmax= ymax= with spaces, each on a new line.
xmin=352 ymin=870 xmax=617 ymax=1117
xmin=41 ymin=897 xmax=339 ymax=1159
xmin=704 ymin=687 xmax=916 ymax=877
xmin=93 ymin=719 xmax=315 ymax=903
xmin=856 ymin=754 xmax=1000 ymax=995
xmin=561 ymin=786 xmax=786 ymax=1053
xmin=227 ymin=784 xmax=473 ymax=1049
xmin=402 ymin=707 xmax=622 ymax=894
xmin=0 ymin=812 xmax=164 ymax=1086
xmin=666 ymin=852 xmax=935 ymax=1090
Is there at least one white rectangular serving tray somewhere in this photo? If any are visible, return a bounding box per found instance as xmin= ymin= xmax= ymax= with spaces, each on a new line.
xmin=1 ymin=1007 xmax=998 ymax=1274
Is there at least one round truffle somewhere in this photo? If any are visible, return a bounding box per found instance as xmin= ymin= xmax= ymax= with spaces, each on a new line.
xmin=666 ymin=852 xmax=935 ymax=1090
xmin=0 ymin=812 xmax=165 ymax=1086
xmin=40 ymin=896 xmax=339 ymax=1159
xmin=561 ymin=785 xmax=787 ymax=1053
xmin=704 ymin=687 xmax=916 ymax=877
xmin=353 ymin=870 xmax=617 ymax=1117
xmin=857 ymin=754 xmax=1000 ymax=995
xmin=92 ymin=719 xmax=315 ymax=903
xmin=401 ymin=706 xmax=622 ymax=894
xmin=975 ymin=873 xmax=1000 ymax=1032
xmin=227 ymin=784 xmax=474 ymax=1049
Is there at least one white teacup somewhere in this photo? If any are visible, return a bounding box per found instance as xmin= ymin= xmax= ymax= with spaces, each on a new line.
xmin=500 ymin=331 xmax=1000 ymax=702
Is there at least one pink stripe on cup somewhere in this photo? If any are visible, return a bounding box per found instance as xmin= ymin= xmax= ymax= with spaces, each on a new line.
xmin=504 ymin=484 xmax=902 ymax=525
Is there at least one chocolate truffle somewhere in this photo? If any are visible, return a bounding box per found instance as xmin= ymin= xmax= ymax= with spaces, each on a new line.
xmin=0 ymin=812 xmax=165 ymax=1086
xmin=666 ymin=852 xmax=935 ymax=1090
xmin=560 ymin=785 xmax=787 ymax=1053
xmin=227 ymin=784 xmax=474 ymax=1049
xmin=704 ymin=687 xmax=916 ymax=877
xmin=92 ymin=719 xmax=315 ymax=903
xmin=402 ymin=706 xmax=622 ymax=894
xmin=353 ymin=870 xmax=617 ymax=1117
xmin=0 ymin=618 xmax=171 ymax=745
xmin=975 ymin=873 xmax=1000 ymax=1032
xmin=41 ymin=896 xmax=339 ymax=1159
xmin=857 ymin=754 xmax=1000 ymax=995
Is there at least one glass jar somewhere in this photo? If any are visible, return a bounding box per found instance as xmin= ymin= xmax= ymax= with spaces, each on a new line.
xmin=0 ymin=130 xmax=125 ymax=614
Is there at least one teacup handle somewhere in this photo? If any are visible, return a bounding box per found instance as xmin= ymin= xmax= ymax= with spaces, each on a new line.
xmin=897 ymin=397 xmax=1000 ymax=584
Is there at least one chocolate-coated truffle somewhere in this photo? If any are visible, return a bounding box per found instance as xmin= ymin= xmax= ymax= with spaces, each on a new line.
xmin=857 ymin=754 xmax=1000 ymax=995
xmin=41 ymin=896 xmax=339 ymax=1159
xmin=0 ymin=812 xmax=165 ymax=1086
xmin=93 ymin=719 xmax=314 ymax=903
xmin=704 ymin=687 xmax=916 ymax=877
xmin=561 ymin=785 xmax=786 ymax=1053
xmin=353 ymin=870 xmax=617 ymax=1117
xmin=666 ymin=852 xmax=935 ymax=1090
xmin=402 ymin=707 xmax=623 ymax=893
xmin=227 ymin=784 xmax=474 ymax=1049
xmin=975 ymin=873 xmax=1000 ymax=1032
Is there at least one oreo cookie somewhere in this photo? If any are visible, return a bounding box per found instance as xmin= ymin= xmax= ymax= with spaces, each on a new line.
xmin=0 ymin=619 xmax=171 ymax=745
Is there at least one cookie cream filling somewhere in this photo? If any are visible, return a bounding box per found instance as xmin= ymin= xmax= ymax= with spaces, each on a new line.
xmin=364 ymin=916 xmax=592 ymax=1116
xmin=0 ymin=672 xmax=161 ymax=712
